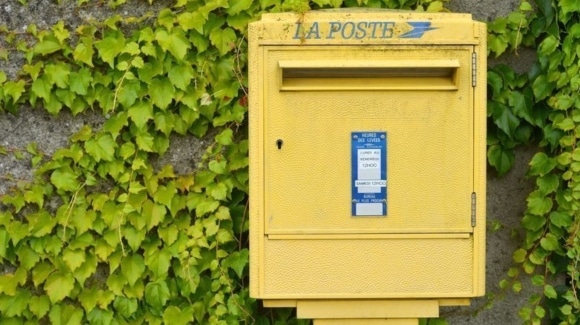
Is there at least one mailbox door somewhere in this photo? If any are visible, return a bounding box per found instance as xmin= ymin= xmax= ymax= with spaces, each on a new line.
xmin=263 ymin=46 xmax=474 ymax=235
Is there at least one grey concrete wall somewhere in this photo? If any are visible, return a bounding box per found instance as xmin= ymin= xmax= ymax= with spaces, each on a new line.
xmin=0 ymin=1 xmax=538 ymax=324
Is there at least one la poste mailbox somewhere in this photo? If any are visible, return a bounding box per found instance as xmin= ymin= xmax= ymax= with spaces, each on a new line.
xmin=249 ymin=10 xmax=486 ymax=323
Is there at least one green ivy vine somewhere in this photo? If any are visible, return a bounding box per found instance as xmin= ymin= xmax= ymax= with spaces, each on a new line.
xmin=487 ymin=0 xmax=580 ymax=324
xmin=0 ymin=0 xmax=448 ymax=324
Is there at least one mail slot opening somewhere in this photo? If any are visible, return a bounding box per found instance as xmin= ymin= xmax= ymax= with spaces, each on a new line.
xmin=279 ymin=60 xmax=459 ymax=91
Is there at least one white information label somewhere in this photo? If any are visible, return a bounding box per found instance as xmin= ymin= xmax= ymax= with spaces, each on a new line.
xmin=355 ymin=180 xmax=387 ymax=187
xmin=355 ymin=203 xmax=384 ymax=216
xmin=357 ymin=149 xmax=381 ymax=192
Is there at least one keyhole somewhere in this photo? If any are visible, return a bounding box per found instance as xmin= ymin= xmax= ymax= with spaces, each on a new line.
xmin=276 ymin=139 xmax=283 ymax=150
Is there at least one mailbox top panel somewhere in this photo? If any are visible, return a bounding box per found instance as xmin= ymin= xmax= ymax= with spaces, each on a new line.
xmin=250 ymin=10 xmax=484 ymax=46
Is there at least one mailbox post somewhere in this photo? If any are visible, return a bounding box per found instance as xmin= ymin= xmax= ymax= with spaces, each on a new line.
xmin=249 ymin=10 xmax=486 ymax=324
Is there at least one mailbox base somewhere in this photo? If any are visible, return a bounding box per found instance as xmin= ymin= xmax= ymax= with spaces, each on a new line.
xmin=314 ymin=319 xmax=418 ymax=325
xmin=264 ymin=299 xmax=471 ymax=324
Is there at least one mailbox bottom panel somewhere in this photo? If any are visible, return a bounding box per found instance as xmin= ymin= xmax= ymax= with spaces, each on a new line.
xmin=261 ymin=237 xmax=474 ymax=298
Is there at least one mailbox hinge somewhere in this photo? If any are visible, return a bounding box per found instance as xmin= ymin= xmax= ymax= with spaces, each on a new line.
xmin=471 ymin=192 xmax=477 ymax=227
xmin=471 ymin=52 xmax=477 ymax=87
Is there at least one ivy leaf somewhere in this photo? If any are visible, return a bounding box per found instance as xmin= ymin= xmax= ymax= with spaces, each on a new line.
xmin=163 ymin=306 xmax=193 ymax=325
xmin=31 ymin=76 xmax=52 ymax=100
xmin=51 ymin=167 xmax=80 ymax=191
xmin=85 ymin=133 xmax=116 ymax=162
xmin=538 ymin=35 xmax=559 ymax=56
xmin=52 ymin=21 xmax=70 ymax=44
xmin=128 ymin=101 xmax=153 ymax=129
xmin=34 ymin=35 xmax=62 ymax=55
xmin=154 ymin=183 xmax=176 ymax=207
xmin=48 ymin=303 xmax=84 ymax=325
xmin=425 ymin=0 xmax=443 ymax=12
xmin=177 ymin=11 xmax=206 ymax=34
xmin=154 ymin=111 xmax=174 ymax=136
xmin=226 ymin=0 xmax=253 ymax=15
xmin=45 ymin=62 xmax=71 ymax=88
xmin=29 ymin=295 xmax=51 ymax=319
xmin=113 ymin=296 xmax=138 ymax=318
xmin=143 ymin=200 xmax=166 ymax=230
xmin=121 ymin=255 xmax=145 ymax=287
xmin=529 ymin=152 xmax=557 ymax=176
xmin=119 ymin=142 xmax=135 ymax=160
xmin=527 ymin=191 xmax=553 ymax=216
xmin=145 ymin=249 xmax=171 ymax=279
xmin=44 ymin=271 xmax=75 ymax=303
xmin=223 ymin=249 xmax=249 ymax=278
xmin=204 ymin=217 xmax=219 ymax=236
xmin=87 ymin=308 xmax=114 ymax=325
xmin=0 ymin=290 xmax=31 ymax=318
xmin=102 ymin=111 xmax=128 ymax=139
xmin=94 ymin=33 xmax=126 ymax=68
xmin=195 ymin=198 xmax=220 ymax=217
xmin=149 ymin=78 xmax=175 ymax=110
xmin=117 ymin=80 xmax=141 ymax=108
xmin=487 ymin=145 xmax=515 ymax=176
xmin=540 ymin=233 xmax=559 ymax=251
xmin=209 ymin=160 xmax=227 ymax=174
xmin=550 ymin=211 xmax=572 ymax=228
xmin=532 ymin=75 xmax=554 ymax=101
xmin=209 ymin=27 xmax=237 ymax=55
xmin=69 ymin=68 xmax=92 ymax=95
xmin=73 ymin=252 xmax=98 ymax=285
xmin=145 ymin=281 xmax=170 ymax=311
xmin=208 ymin=182 xmax=228 ymax=200
xmin=73 ymin=38 xmax=95 ymax=67
xmin=513 ymin=248 xmax=527 ymax=263
xmin=63 ymin=248 xmax=86 ymax=272
xmin=124 ymin=226 xmax=147 ymax=251
xmin=536 ymin=174 xmax=559 ymax=194
xmin=158 ymin=224 xmax=179 ymax=245
xmin=32 ymin=262 xmax=54 ymax=287
xmin=490 ymin=101 xmax=520 ymax=137
xmin=4 ymin=80 xmax=26 ymax=102
xmin=78 ymin=288 xmax=99 ymax=312
xmin=0 ymin=274 xmax=20 ymax=296
xmin=71 ymin=125 xmax=93 ymax=142
xmin=544 ymin=284 xmax=558 ymax=299
xmin=136 ymin=132 xmax=155 ymax=152
xmin=488 ymin=34 xmax=508 ymax=57
xmin=155 ymin=28 xmax=190 ymax=61
xmin=523 ymin=213 xmax=546 ymax=232
xmin=487 ymin=70 xmax=503 ymax=96
xmin=215 ymin=128 xmax=233 ymax=145
xmin=168 ymin=64 xmax=194 ymax=91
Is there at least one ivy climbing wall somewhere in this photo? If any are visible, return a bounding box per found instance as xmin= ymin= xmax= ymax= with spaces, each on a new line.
xmin=0 ymin=0 xmax=572 ymax=325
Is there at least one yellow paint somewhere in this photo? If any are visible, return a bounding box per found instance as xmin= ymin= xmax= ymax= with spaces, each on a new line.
xmin=249 ymin=9 xmax=486 ymax=323
xmin=297 ymin=300 xmax=439 ymax=318
xmin=314 ymin=319 xmax=418 ymax=325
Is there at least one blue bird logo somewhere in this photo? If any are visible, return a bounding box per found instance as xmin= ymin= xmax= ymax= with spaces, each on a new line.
xmin=400 ymin=22 xmax=437 ymax=38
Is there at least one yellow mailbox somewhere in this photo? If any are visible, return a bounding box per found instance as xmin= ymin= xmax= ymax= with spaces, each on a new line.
xmin=249 ymin=10 xmax=486 ymax=324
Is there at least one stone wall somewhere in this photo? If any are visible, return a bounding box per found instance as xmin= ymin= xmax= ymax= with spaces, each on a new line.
xmin=0 ymin=1 xmax=537 ymax=323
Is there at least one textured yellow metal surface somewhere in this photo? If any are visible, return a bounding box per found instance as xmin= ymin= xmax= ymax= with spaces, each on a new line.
xmin=264 ymin=47 xmax=473 ymax=235
xmin=263 ymin=237 xmax=473 ymax=298
xmin=314 ymin=320 xmax=418 ymax=325
xmin=248 ymin=9 xmax=487 ymax=317
xmin=297 ymin=300 xmax=439 ymax=318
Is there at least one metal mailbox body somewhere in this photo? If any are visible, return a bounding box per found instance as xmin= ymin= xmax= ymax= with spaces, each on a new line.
xmin=249 ymin=10 xmax=486 ymax=302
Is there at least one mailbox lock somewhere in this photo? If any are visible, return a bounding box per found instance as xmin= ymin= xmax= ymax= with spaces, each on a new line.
xmin=276 ymin=139 xmax=284 ymax=149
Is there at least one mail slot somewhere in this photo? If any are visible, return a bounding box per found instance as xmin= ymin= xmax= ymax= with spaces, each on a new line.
xmin=248 ymin=10 xmax=486 ymax=322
